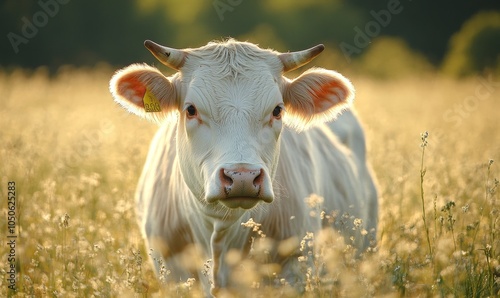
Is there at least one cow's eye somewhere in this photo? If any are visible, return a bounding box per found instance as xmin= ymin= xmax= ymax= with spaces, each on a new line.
xmin=272 ymin=105 xmax=283 ymax=118
xmin=186 ymin=105 xmax=197 ymax=117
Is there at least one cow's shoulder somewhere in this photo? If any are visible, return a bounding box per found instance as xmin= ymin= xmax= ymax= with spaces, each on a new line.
xmin=136 ymin=123 xmax=192 ymax=244
xmin=136 ymin=123 xmax=177 ymax=216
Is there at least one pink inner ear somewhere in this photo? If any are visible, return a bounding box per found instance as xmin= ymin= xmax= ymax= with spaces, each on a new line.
xmin=117 ymin=74 xmax=147 ymax=107
xmin=311 ymin=80 xmax=346 ymax=113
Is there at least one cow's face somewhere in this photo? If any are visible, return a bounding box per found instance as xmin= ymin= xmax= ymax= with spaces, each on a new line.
xmin=110 ymin=40 xmax=354 ymax=210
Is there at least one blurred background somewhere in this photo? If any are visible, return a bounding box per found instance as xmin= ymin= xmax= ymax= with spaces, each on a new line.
xmin=1 ymin=0 xmax=499 ymax=78
xmin=1 ymin=2 xmax=499 ymax=296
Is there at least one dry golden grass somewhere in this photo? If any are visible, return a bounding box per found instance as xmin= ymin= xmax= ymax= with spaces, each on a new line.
xmin=0 ymin=66 xmax=498 ymax=297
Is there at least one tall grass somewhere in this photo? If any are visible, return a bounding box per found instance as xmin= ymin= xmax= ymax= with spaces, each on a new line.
xmin=0 ymin=67 xmax=498 ymax=296
xmin=419 ymin=131 xmax=433 ymax=258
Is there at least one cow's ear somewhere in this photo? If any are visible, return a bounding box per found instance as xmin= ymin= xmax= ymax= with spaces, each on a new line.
xmin=109 ymin=64 xmax=178 ymax=121
xmin=281 ymin=68 xmax=354 ymax=130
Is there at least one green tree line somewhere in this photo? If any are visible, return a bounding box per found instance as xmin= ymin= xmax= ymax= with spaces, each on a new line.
xmin=1 ymin=0 xmax=499 ymax=77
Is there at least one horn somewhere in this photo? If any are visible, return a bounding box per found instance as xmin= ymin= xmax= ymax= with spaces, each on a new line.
xmin=279 ymin=44 xmax=325 ymax=72
xmin=144 ymin=40 xmax=187 ymax=70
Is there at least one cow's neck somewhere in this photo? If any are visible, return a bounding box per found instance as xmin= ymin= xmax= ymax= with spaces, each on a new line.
xmin=203 ymin=211 xmax=254 ymax=295
xmin=182 ymin=173 xmax=262 ymax=294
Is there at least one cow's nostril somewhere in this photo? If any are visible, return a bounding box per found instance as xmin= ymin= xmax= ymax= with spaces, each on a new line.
xmin=253 ymin=169 xmax=263 ymax=187
xmin=220 ymin=168 xmax=233 ymax=187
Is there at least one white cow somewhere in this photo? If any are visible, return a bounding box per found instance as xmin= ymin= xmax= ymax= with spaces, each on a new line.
xmin=109 ymin=39 xmax=377 ymax=295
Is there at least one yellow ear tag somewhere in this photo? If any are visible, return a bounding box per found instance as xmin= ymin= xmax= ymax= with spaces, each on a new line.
xmin=143 ymin=89 xmax=162 ymax=112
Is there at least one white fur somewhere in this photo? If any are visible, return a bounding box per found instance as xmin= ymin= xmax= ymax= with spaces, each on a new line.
xmin=110 ymin=39 xmax=377 ymax=296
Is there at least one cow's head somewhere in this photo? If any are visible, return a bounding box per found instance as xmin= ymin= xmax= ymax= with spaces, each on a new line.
xmin=110 ymin=40 xmax=354 ymax=210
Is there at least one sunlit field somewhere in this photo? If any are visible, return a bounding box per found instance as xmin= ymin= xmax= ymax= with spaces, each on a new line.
xmin=1 ymin=66 xmax=499 ymax=297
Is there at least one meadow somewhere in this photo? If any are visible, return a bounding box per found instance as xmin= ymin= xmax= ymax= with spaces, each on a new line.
xmin=0 ymin=65 xmax=498 ymax=297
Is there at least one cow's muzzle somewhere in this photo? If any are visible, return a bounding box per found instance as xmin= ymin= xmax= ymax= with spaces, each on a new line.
xmin=206 ymin=164 xmax=274 ymax=209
